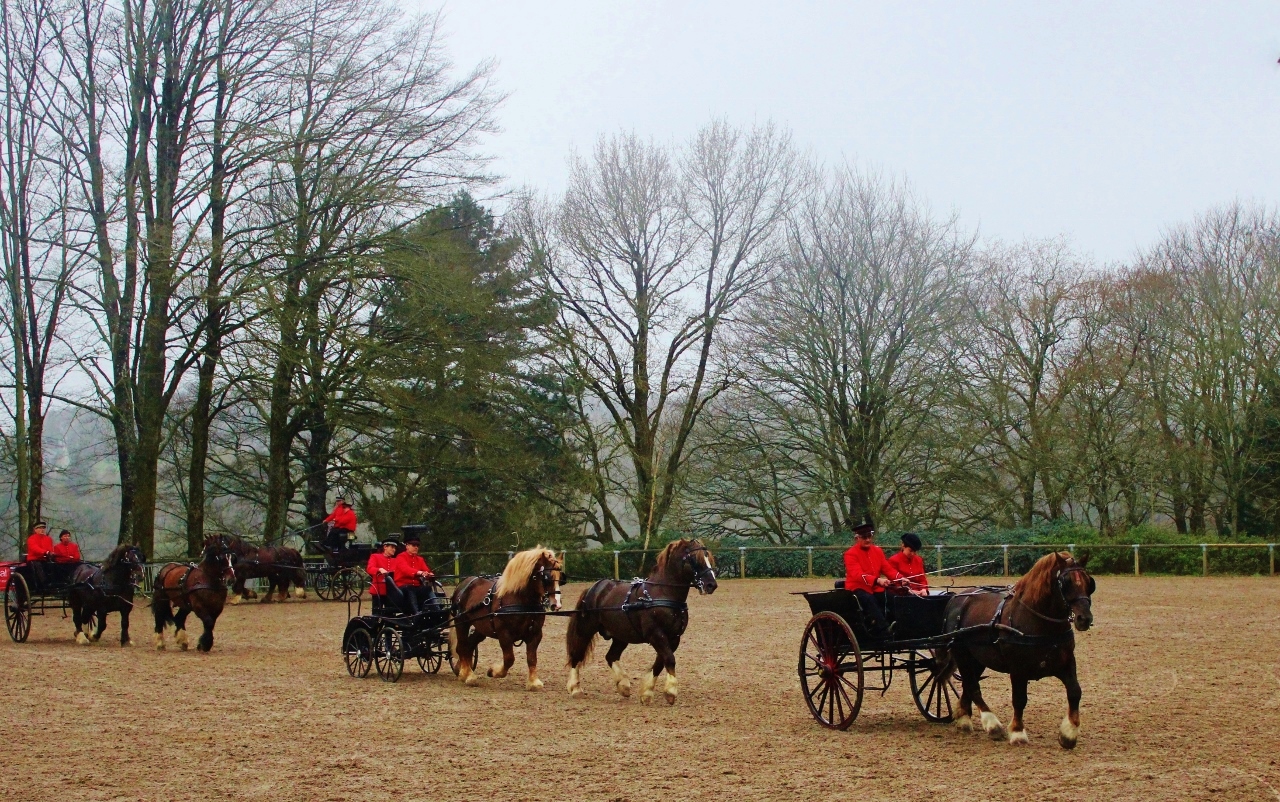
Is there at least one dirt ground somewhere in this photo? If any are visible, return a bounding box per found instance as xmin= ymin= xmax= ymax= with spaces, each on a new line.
xmin=3 ymin=576 xmax=1279 ymax=802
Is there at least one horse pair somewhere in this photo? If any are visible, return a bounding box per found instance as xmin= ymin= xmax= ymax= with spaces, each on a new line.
xmin=447 ymin=539 xmax=717 ymax=705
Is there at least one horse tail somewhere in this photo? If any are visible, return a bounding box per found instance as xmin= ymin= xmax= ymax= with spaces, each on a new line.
xmin=150 ymin=580 xmax=175 ymax=632
xmin=565 ymin=587 xmax=596 ymax=668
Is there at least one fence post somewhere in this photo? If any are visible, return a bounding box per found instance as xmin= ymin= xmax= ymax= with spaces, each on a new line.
xmin=1067 ymin=543 xmax=1075 ymax=558
xmin=806 ymin=546 xmax=814 ymax=578
xmin=1270 ymin=544 xmax=1275 ymax=577
xmin=1133 ymin=544 xmax=1140 ymax=577
xmin=739 ymin=547 xmax=747 ymax=579
xmin=613 ymin=551 xmax=620 ymax=580
xmin=935 ymin=544 xmax=943 ymax=573
xmin=1002 ymin=544 xmax=1010 ymax=577
xmin=1201 ymin=544 xmax=1208 ymax=577
xmin=454 ymin=551 xmax=461 ymax=577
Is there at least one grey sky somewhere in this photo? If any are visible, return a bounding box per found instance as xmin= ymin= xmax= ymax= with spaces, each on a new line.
xmin=427 ymin=1 xmax=1280 ymax=263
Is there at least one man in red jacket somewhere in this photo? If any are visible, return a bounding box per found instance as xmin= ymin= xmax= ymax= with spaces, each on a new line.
xmin=887 ymin=532 xmax=929 ymax=596
xmin=391 ymin=536 xmax=435 ymax=615
xmin=23 ymin=521 xmax=55 ymax=589
xmin=52 ymin=530 xmax=83 ymax=563
xmin=366 ymin=540 xmax=398 ymax=612
xmin=843 ymin=520 xmax=905 ymax=637
xmin=323 ymin=497 xmax=358 ymax=550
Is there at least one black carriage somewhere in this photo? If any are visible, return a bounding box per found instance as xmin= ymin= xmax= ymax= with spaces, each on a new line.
xmin=305 ymin=541 xmax=374 ymax=602
xmin=797 ymin=585 xmax=964 ymax=730
xmin=2 ymin=558 xmax=95 ymax=642
xmin=341 ymin=584 xmax=458 ymax=683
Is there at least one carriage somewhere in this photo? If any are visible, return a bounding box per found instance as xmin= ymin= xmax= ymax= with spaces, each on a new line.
xmin=340 ymin=584 xmax=458 ymax=682
xmin=2 ymin=558 xmax=97 ymax=642
xmin=304 ymin=541 xmax=373 ymax=602
xmin=797 ymin=583 xmax=966 ymax=730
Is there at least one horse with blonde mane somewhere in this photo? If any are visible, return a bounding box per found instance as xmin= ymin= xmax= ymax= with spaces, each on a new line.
xmin=565 ymin=539 xmax=717 ymax=705
xmin=448 ymin=547 xmax=563 ymax=690
xmin=940 ymin=551 xmax=1095 ymax=748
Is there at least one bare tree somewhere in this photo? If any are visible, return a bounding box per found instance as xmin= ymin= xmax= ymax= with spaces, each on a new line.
xmin=527 ymin=121 xmax=800 ymax=548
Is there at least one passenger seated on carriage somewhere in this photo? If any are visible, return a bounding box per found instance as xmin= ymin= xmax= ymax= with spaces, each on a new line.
xmin=842 ymin=520 xmax=908 ymax=638
xmin=52 ymin=530 xmax=82 ymax=563
xmin=323 ymin=497 xmax=358 ymax=551
xmin=366 ymin=539 xmax=398 ymax=613
xmin=390 ymin=536 xmax=436 ymax=615
xmin=23 ymin=521 xmax=55 ymax=589
xmin=887 ymin=532 xmax=929 ymax=596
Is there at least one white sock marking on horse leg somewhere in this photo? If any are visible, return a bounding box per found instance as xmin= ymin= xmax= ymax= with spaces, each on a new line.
xmin=954 ymin=714 xmax=973 ymax=732
xmin=1008 ymin=728 xmax=1029 ymax=744
xmin=526 ymin=667 xmax=543 ymax=691
xmin=488 ymin=661 xmax=508 ymax=678
xmin=153 ymin=632 xmax=165 ymax=650
xmin=609 ymin=662 xmax=631 ymax=696
xmin=175 ymin=629 xmax=189 ymax=650
xmin=228 ymin=594 xmax=241 ymax=605
xmin=567 ymin=666 xmax=582 ymax=697
xmin=76 ymin=631 xmax=89 ymax=645
xmin=640 ymin=672 xmax=656 ymax=705
xmin=980 ymin=710 xmax=1004 ymax=738
xmin=1059 ymin=716 xmax=1079 ymax=748
xmin=664 ymin=672 xmax=678 ymax=705
xmin=293 ymin=587 xmax=305 ymax=599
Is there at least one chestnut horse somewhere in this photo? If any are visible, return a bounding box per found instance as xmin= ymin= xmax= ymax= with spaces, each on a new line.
xmin=225 ymin=536 xmax=306 ymax=603
xmin=150 ymin=535 xmax=236 ymax=652
xmin=449 ymin=547 xmax=563 ymax=690
xmin=941 ymin=551 xmax=1095 ymax=748
xmin=68 ymin=544 xmax=145 ymax=646
xmin=565 ymin=539 xmax=717 ymax=705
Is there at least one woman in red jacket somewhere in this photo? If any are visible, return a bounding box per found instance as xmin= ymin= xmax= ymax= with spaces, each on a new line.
xmin=52 ymin=530 xmax=83 ymax=563
xmin=887 ymin=532 xmax=929 ymax=595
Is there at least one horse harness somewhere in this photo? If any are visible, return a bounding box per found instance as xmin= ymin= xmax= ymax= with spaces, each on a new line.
xmin=950 ymin=564 xmax=1088 ymax=649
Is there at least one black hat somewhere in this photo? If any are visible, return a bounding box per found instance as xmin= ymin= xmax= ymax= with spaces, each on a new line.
xmin=900 ymin=532 xmax=923 ymax=551
xmin=35 ymin=521 xmax=48 ymax=528
xmin=403 ymin=535 xmax=421 ymax=546
xmin=380 ymin=539 xmax=399 ymax=548
xmin=59 ymin=529 xmax=72 ymax=538
xmin=853 ymin=519 xmax=875 ymax=538
xmin=335 ymin=496 xmax=347 ymax=503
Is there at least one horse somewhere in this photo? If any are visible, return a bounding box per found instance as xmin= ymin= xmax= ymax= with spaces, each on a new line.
xmin=448 ymin=547 xmax=563 ymax=690
xmin=150 ymin=535 xmax=237 ymax=652
xmin=67 ymin=544 xmax=145 ymax=646
xmin=224 ymin=535 xmax=306 ymax=603
xmin=940 ymin=551 xmax=1095 ymax=748
xmin=565 ymin=539 xmax=717 ymax=705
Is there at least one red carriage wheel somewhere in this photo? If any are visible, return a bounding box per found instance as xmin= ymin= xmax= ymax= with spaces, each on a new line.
xmin=909 ymin=650 xmax=963 ymax=723
xmin=798 ymin=611 xmax=863 ymax=729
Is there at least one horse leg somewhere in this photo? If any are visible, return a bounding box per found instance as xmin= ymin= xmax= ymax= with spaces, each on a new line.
xmin=952 ymin=648 xmax=980 ymax=732
xmin=229 ymin=577 xmax=244 ymax=605
xmin=92 ymin=609 xmax=108 ymax=643
xmin=524 ymin=628 xmax=544 ymax=691
xmin=120 ymin=607 xmax=133 ymax=647
xmin=174 ymin=608 xmax=192 ymax=650
xmin=565 ymin=609 xmax=598 ymax=698
xmin=73 ymin=604 xmax=91 ymax=645
xmin=261 ymin=576 xmax=276 ymax=603
xmin=276 ymin=574 xmax=288 ymax=602
xmin=605 ymin=640 xmax=631 ymax=698
xmin=661 ymin=635 xmax=680 ymax=705
xmin=640 ymin=651 xmax=663 ymax=705
xmin=152 ymin=597 xmax=171 ymax=650
xmin=969 ymin=678 xmax=1005 ymax=740
xmin=196 ymin=612 xmax=217 ymax=652
xmin=463 ymin=631 xmax=485 ymax=686
xmin=1058 ymin=658 xmax=1083 ymax=749
xmin=487 ymin=632 xmax=515 ymax=679
xmin=1008 ymin=675 xmax=1029 ymax=744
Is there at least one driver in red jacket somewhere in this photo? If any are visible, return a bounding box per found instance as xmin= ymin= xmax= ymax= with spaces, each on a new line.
xmin=23 ymin=521 xmax=54 ymax=588
xmin=323 ymin=497 xmax=358 ymax=550
xmin=391 ymin=536 xmax=436 ymax=615
xmin=843 ymin=520 xmax=906 ymax=638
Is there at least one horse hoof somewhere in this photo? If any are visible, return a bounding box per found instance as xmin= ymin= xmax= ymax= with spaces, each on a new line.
xmin=293 ymin=588 xmax=306 ymax=599
xmin=228 ymin=595 xmax=242 ymax=605
xmin=1008 ymin=730 xmax=1029 ymax=745
xmin=90 ymin=633 xmax=100 ymax=642
xmin=153 ymin=634 xmax=165 ymax=651
xmin=980 ymin=711 xmax=1005 ymax=740
xmin=617 ymin=681 xmax=632 ymax=698
xmin=569 ymin=686 xmax=583 ymax=698
xmin=464 ymin=674 xmax=481 ymax=687
xmin=122 ymin=639 xmax=134 ymax=647
xmin=527 ymin=678 xmax=544 ymax=691
xmin=954 ymin=715 xmax=973 ymax=733
xmin=1059 ymin=717 xmax=1079 ymax=749
xmin=76 ymin=632 xmax=89 ymax=645
xmin=664 ymin=691 xmax=677 ymax=705
xmin=640 ymin=692 xmax=654 ymax=705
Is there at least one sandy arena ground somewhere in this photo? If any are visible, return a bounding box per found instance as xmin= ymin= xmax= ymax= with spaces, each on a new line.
xmin=3 ymin=576 xmax=1279 ymax=802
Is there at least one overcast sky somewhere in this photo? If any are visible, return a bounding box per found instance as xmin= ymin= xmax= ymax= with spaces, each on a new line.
xmin=423 ymin=1 xmax=1280 ymax=263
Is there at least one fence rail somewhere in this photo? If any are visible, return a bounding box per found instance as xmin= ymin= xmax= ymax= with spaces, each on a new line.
xmin=90 ymin=541 xmax=1280 ymax=595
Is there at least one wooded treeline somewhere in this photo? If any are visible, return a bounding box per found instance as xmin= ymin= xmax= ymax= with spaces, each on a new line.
xmin=2 ymin=1 xmax=1279 ymax=559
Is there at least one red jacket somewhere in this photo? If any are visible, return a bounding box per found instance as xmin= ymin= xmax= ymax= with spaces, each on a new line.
xmin=843 ymin=544 xmax=902 ymax=594
xmin=888 ymin=550 xmax=928 ymax=592
xmin=324 ymin=504 xmax=357 ymax=531
xmin=392 ymin=552 xmax=431 ymax=587
xmin=26 ymin=532 xmax=54 ymax=561
xmin=52 ymin=541 xmax=82 ymax=563
xmin=366 ymin=553 xmax=395 ymax=596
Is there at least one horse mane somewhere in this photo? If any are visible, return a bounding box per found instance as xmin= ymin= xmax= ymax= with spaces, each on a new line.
xmin=496 ymin=546 xmax=556 ymax=596
xmin=654 ymin=539 xmax=693 ymax=575
xmin=1014 ymin=551 xmax=1071 ymax=607
xmin=101 ymin=543 xmax=134 ymax=570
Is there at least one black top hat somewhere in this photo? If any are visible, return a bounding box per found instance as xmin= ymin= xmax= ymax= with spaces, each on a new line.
xmin=403 ymin=535 xmax=421 ymax=546
xmin=900 ymin=532 xmax=923 ymax=551
xmin=852 ymin=519 xmax=875 ymax=538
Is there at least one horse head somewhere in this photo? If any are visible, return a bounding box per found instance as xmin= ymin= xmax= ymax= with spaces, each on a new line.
xmin=202 ymin=535 xmax=236 ymax=581
xmin=658 ymin=539 xmax=718 ymax=595
xmin=120 ymin=545 xmax=145 ymax=583
xmin=531 ymin=550 xmax=564 ymax=612
xmin=1058 ymin=554 xmax=1095 ymax=631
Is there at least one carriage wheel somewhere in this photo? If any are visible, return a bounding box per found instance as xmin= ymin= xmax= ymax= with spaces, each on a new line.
xmin=908 ymin=650 xmax=963 ymax=723
xmin=5 ymin=573 xmax=32 ymax=643
xmin=344 ymin=626 xmax=373 ymax=678
xmin=798 ymin=611 xmax=863 ymax=730
xmin=340 ymin=569 xmax=368 ymax=602
xmin=417 ymin=644 xmax=443 ymax=674
xmin=313 ymin=571 xmax=334 ymax=601
xmin=375 ymin=627 xmax=404 ymax=683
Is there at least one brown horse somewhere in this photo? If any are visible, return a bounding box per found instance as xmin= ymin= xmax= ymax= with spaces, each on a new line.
xmin=448 ymin=547 xmax=563 ymax=690
xmin=565 ymin=539 xmax=717 ymax=705
xmin=151 ymin=535 xmax=237 ymax=652
xmin=941 ymin=551 xmax=1095 ymax=748
xmin=225 ymin=536 xmax=306 ymax=603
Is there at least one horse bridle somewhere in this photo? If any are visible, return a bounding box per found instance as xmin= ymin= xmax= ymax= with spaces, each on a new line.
xmin=532 ymin=560 xmax=563 ymax=611
xmin=684 ymin=546 xmax=716 ymax=594
xmin=1018 ymin=563 xmax=1093 ymax=625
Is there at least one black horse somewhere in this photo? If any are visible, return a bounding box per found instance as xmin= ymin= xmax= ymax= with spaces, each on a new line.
xmin=67 ymin=544 xmax=145 ymax=646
